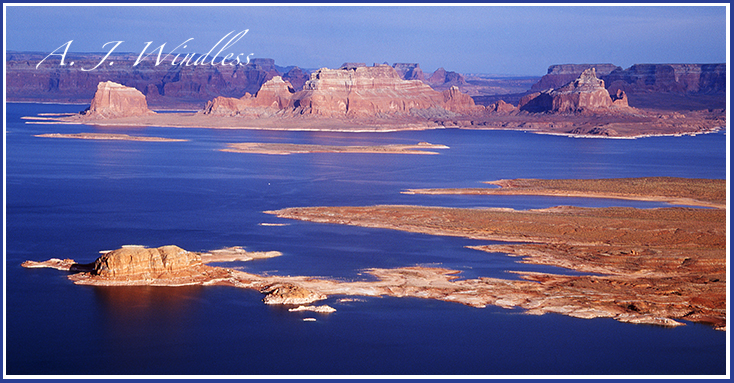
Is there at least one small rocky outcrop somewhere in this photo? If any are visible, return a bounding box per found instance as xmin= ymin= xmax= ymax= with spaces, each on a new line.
xmin=260 ymin=283 xmax=326 ymax=305
xmin=610 ymin=89 xmax=629 ymax=107
xmin=83 ymin=81 xmax=156 ymax=118
xmin=486 ymin=99 xmax=517 ymax=114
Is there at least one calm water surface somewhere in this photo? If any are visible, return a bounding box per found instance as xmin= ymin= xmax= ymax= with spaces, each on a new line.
xmin=5 ymin=103 xmax=727 ymax=375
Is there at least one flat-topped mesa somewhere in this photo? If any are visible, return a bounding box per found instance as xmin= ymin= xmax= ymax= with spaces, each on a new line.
xmin=294 ymin=64 xmax=483 ymax=117
xmin=605 ymin=63 xmax=727 ymax=94
xmin=202 ymin=64 xmax=484 ymax=118
xmin=519 ymin=68 xmax=629 ymax=113
xmin=92 ymin=245 xmax=202 ymax=278
xmin=532 ymin=63 xmax=726 ymax=94
xmin=83 ymin=81 xmax=156 ymax=118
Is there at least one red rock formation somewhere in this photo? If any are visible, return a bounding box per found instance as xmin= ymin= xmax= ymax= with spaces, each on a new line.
xmin=427 ymin=67 xmax=469 ymax=90
xmin=441 ymin=86 xmax=485 ymax=114
xmin=531 ymin=64 xmax=621 ymax=91
xmin=6 ymin=52 xmax=285 ymax=108
xmin=291 ymin=65 xmax=439 ymax=117
xmin=610 ymin=89 xmax=629 ymax=108
xmin=392 ymin=63 xmax=426 ymax=81
xmin=282 ymin=67 xmax=310 ymax=91
xmin=549 ymin=68 xmax=612 ymax=113
xmin=519 ymin=69 xmax=623 ymax=113
xmin=202 ymin=64 xmax=483 ymax=118
xmin=92 ymin=245 xmax=201 ymax=278
xmin=486 ymin=99 xmax=517 ymax=114
xmin=517 ymin=91 xmax=553 ymax=113
xmin=532 ymin=63 xmax=726 ymax=95
xmin=202 ymin=76 xmax=294 ymax=116
xmin=248 ymin=76 xmax=295 ymax=108
xmin=605 ymin=63 xmax=727 ymax=94
xmin=83 ymin=81 xmax=156 ymax=118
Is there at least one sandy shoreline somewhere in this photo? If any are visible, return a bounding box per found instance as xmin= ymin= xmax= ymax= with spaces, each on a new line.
xmin=21 ymin=105 xmax=726 ymax=138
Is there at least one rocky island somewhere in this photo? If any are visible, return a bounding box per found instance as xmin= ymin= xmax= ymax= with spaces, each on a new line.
xmin=23 ymin=178 xmax=726 ymax=330
xmin=23 ymin=64 xmax=725 ymax=138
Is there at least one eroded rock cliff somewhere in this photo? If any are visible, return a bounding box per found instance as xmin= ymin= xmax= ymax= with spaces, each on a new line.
xmin=518 ymin=68 xmax=627 ymax=113
xmin=532 ymin=63 xmax=726 ymax=94
xmin=83 ymin=81 xmax=156 ymax=118
xmin=202 ymin=64 xmax=484 ymax=118
xmin=531 ymin=64 xmax=621 ymax=91
xmin=92 ymin=245 xmax=201 ymax=278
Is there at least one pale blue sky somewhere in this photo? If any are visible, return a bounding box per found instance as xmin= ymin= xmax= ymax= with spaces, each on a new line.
xmin=4 ymin=5 xmax=728 ymax=75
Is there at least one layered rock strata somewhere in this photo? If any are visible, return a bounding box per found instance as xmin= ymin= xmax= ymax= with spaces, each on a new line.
xmin=202 ymin=65 xmax=484 ymax=118
xmin=6 ymin=52 xmax=289 ymax=108
xmin=518 ymin=69 xmax=629 ymax=113
xmin=83 ymin=81 xmax=156 ymax=118
xmin=531 ymin=64 xmax=622 ymax=90
xmin=532 ymin=63 xmax=726 ymax=94
xmin=392 ymin=63 xmax=426 ymax=81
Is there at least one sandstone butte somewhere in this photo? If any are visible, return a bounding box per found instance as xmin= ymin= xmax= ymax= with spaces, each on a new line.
xmin=517 ymin=68 xmax=629 ymax=113
xmin=29 ymin=65 xmax=724 ymax=138
xmin=22 ymin=178 xmax=726 ymax=330
xmin=82 ymin=81 xmax=156 ymax=119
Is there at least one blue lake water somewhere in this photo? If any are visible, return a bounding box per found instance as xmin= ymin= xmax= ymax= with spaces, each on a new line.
xmin=4 ymin=103 xmax=728 ymax=376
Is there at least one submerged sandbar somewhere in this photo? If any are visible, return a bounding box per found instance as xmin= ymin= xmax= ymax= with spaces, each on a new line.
xmin=34 ymin=133 xmax=187 ymax=142
xmin=221 ymin=142 xmax=449 ymax=155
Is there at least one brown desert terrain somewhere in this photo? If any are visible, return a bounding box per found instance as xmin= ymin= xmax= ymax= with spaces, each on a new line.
xmin=404 ymin=177 xmax=726 ymax=208
xmin=24 ymin=178 xmax=726 ymax=330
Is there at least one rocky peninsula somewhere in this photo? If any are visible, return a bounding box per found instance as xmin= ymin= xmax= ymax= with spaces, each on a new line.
xmin=25 ymin=65 xmax=725 ymax=138
xmin=23 ymin=178 xmax=726 ymax=330
xmin=404 ymin=177 xmax=726 ymax=208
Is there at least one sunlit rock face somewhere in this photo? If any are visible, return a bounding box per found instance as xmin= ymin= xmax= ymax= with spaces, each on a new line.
xmin=84 ymin=81 xmax=156 ymax=118
xmin=531 ymin=63 xmax=621 ymax=91
xmin=519 ymin=68 xmax=621 ymax=113
xmin=203 ymin=65 xmax=484 ymax=118
xmin=92 ymin=245 xmax=201 ymax=278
